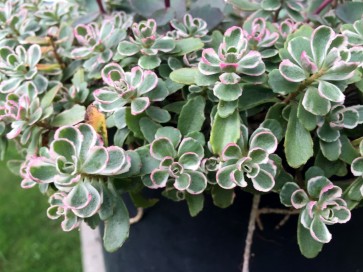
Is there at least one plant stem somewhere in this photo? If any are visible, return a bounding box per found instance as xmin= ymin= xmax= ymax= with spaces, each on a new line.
xmin=48 ymin=36 xmax=65 ymax=69
xmin=242 ymin=194 xmax=260 ymax=272
xmin=96 ymin=0 xmax=106 ymax=14
xmin=129 ymin=208 xmax=144 ymax=224
xmin=283 ymin=69 xmax=326 ymax=104
xmin=273 ymin=8 xmax=281 ymax=22
xmin=314 ymin=0 xmax=333 ymax=15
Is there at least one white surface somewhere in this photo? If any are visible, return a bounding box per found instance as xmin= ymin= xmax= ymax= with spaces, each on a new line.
xmin=80 ymin=223 xmax=106 ymax=272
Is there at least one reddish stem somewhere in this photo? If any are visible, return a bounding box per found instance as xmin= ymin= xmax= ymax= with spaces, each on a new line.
xmin=96 ymin=0 xmax=106 ymax=14
xmin=165 ymin=0 xmax=170 ymax=8
xmin=314 ymin=0 xmax=333 ymax=15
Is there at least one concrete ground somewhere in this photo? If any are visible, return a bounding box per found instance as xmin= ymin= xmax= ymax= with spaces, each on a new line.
xmin=80 ymin=223 xmax=106 ymax=272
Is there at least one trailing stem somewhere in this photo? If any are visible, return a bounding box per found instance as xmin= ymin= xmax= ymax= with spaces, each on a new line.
xmin=129 ymin=208 xmax=144 ymax=224
xmin=283 ymin=69 xmax=326 ymax=104
xmin=241 ymin=194 xmax=261 ymax=272
xmin=314 ymin=0 xmax=333 ymax=15
xmin=96 ymin=0 xmax=106 ymax=14
xmin=48 ymin=36 xmax=65 ymax=69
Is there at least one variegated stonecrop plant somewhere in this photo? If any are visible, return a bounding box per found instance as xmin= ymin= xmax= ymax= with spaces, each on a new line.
xmin=0 ymin=0 xmax=363 ymax=265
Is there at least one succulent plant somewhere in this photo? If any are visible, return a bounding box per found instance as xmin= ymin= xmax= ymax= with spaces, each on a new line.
xmin=351 ymin=140 xmax=363 ymax=180
xmin=46 ymin=178 xmax=102 ymax=231
xmin=117 ymin=19 xmax=175 ymax=69
xmin=170 ymin=14 xmax=210 ymax=42
xmin=0 ymin=44 xmax=47 ymax=93
xmin=198 ymin=26 xmax=265 ymax=103
xmin=342 ymin=18 xmax=363 ymax=46
xmin=280 ymin=176 xmax=351 ymax=243
xmin=0 ymin=1 xmax=40 ymax=46
xmin=272 ymin=26 xmax=360 ymax=116
xmin=94 ymin=63 xmax=168 ymax=117
xmin=216 ymin=125 xmax=278 ymax=192
xmin=143 ymin=127 xmax=207 ymax=194
xmin=34 ymin=0 xmax=79 ymax=27
xmin=1 ymin=0 xmax=363 ymax=261
xmin=0 ymin=82 xmax=53 ymax=153
xmin=71 ymin=12 xmax=132 ymax=74
xmin=317 ymin=105 xmax=363 ymax=161
xmin=23 ymin=123 xmax=131 ymax=190
xmin=244 ymin=18 xmax=279 ymax=58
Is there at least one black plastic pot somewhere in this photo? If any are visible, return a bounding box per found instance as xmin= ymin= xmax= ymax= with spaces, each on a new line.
xmin=102 ymin=190 xmax=363 ymax=272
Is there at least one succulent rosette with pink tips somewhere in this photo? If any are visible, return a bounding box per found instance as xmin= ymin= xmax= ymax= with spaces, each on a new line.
xmin=280 ymin=175 xmax=351 ymax=244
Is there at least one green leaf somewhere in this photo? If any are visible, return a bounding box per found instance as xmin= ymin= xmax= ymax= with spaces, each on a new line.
xmin=40 ymin=83 xmax=61 ymax=109
xmin=170 ymin=68 xmax=197 ymax=85
xmin=50 ymin=105 xmax=86 ymax=127
xmin=130 ymin=191 xmax=159 ymax=209
xmin=210 ymin=110 xmax=240 ymax=155
xmin=218 ymin=100 xmax=238 ymax=118
xmin=131 ymin=145 xmax=160 ymax=175
xmin=138 ymin=55 xmax=161 ymax=70
xmin=238 ymin=84 xmax=279 ymax=110
xmin=284 ymin=104 xmax=314 ymax=168
xmin=336 ymin=2 xmax=363 ymax=23
xmin=228 ymin=0 xmax=260 ymax=11
xmin=139 ymin=117 xmax=161 ymax=143
xmin=145 ymin=106 xmax=171 ymax=123
xmin=172 ymin=38 xmax=204 ymax=56
xmin=297 ymin=215 xmax=324 ymax=258
xmin=320 ymin=139 xmax=341 ymax=161
xmin=297 ymin=98 xmax=317 ymax=131
xmin=125 ymin=108 xmax=145 ymax=139
xmin=185 ymin=193 xmax=204 ymax=217
xmin=178 ymin=96 xmax=206 ymax=135
xmin=211 ymin=186 xmax=235 ymax=208
xmin=279 ymin=182 xmax=300 ymax=207
xmin=268 ymin=69 xmax=299 ymax=95
xmin=103 ymin=187 xmax=130 ymax=253
xmin=339 ymin=135 xmax=359 ymax=164
xmin=214 ymin=83 xmax=242 ymax=101
xmin=261 ymin=0 xmax=280 ymax=10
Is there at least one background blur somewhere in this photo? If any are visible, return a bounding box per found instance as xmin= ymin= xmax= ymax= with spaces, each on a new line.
xmin=0 ymin=146 xmax=82 ymax=272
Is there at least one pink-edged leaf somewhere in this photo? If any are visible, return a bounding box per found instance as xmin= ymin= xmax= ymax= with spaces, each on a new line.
xmin=317 ymin=81 xmax=345 ymax=103
xmin=249 ymin=130 xmax=277 ymax=154
xmin=198 ymin=61 xmax=221 ymax=75
xmin=221 ymin=143 xmax=242 ymax=161
xmin=351 ymin=157 xmax=363 ymax=176
xmin=201 ymin=48 xmax=220 ymax=66
xmin=291 ymin=189 xmax=309 ymax=209
xmin=231 ymin=169 xmax=247 ymax=187
xmin=251 ymin=168 xmax=275 ymax=192
xmin=300 ymin=51 xmax=318 ymax=74
xmin=248 ymin=148 xmax=269 ymax=164
xmin=150 ymin=168 xmax=169 ymax=187
xmin=186 ymin=171 xmax=207 ymax=194
xmin=131 ymin=97 xmax=150 ymax=115
xmin=63 ymin=182 xmax=91 ymax=210
xmin=311 ymin=26 xmax=334 ymax=68
xmin=310 ymin=216 xmax=332 ymax=243
xmin=216 ymin=165 xmax=237 ymax=189
xmin=238 ymin=51 xmax=262 ymax=69
xmin=320 ymin=62 xmax=358 ymax=81
xmin=224 ymin=26 xmax=244 ymax=48
xmin=150 ymin=137 xmax=176 ymax=160
xmin=174 ymin=173 xmax=191 ymax=191
xmin=307 ymin=176 xmax=331 ymax=199
xmin=81 ymin=146 xmax=108 ymax=174
xmin=178 ymin=152 xmax=201 ymax=171
xmin=137 ymin=70 xmax=158 ymax=95
xmin=279 ymin=59 xmax=306 ymax=82
xmin=28 ymin=158 xmax=58 ymax=183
